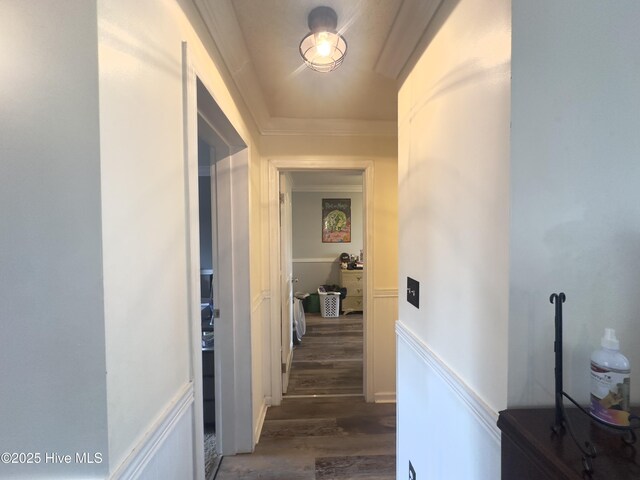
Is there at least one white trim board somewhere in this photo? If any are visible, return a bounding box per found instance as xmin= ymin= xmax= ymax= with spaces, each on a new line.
xmin=110 ymin=383 xmax=194 ymax=479
xmin=253 ymin=399 xmax=268 ymax=445
xmin=292 ymin=258 xmax=338 ymax=263
xmin=282 ymin=347 xmax=294 ymax=394
xmin=181 ymin=43 xmax=206 ymax=480
xmin=292 ymin=185 xmax=362 ymax=193
xmin=251 ymin=290 xmax=270 ymax=313
xmin=395 ymin=320 xmax=500 ymax=444
xmin=374 ymin=392 xmax=396 ymax=403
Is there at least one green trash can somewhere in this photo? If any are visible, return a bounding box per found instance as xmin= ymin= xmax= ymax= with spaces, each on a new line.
xmin=303 ymin=292 xmax=320 ymax=313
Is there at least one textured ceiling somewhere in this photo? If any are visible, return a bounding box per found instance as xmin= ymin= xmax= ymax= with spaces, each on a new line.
xmin=231 ymin=0 xmax=401 ymax=122
xmin=196 ymin=0 xmax=442 ymax=136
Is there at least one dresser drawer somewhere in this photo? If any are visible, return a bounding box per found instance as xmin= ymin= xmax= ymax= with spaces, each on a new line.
xmin=340 ymin=269 xmax=364 ymax=312
xmin=343 ymin=284 xmax=363 ymax=296
xmin=341 ymin=271 xmax=363 ymax=292
xmin=341 ymin=271 xmax=364 ymax=284
xmin=342 ymin=296 xmax=363 ymax=311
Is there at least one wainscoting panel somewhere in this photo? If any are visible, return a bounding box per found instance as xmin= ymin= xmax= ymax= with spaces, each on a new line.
xmin=111 ymin=384 xmax=195 ymax=480
xmin=396 ymin=321 xmax=500 ymax=480
xmin=372 ymin=290 xmax=398 ymax=402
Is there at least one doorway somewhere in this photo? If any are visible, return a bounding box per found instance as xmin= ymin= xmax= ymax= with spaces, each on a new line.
xmin=268 ymin=159 xmax=375 ymax=406
xmin=284 ymin=171 xmax=365 ymax=398
xmin=183 ymin=44 xmax=254 ymax=478
xmin=196 ymin=138 xmax=220 ymax=477
xmin=194 ymin=76 xmax=251 ymax=458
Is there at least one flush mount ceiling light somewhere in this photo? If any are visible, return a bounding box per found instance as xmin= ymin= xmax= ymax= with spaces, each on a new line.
xmin=299 ymin=6 xmax=347 ymax=73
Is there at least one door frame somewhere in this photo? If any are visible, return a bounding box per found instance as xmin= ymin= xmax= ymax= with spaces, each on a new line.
xmin=279 ymin=173 xmax=294 ymax=393
xmin=267 ymin=158 xmax=375 ymax=405
xmin=182 ymin=43 xmax=253 ymax=474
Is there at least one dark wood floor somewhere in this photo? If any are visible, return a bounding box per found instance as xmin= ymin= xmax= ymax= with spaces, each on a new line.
xmin=287 ymin=313 xmax=363 ymax=396
xmin=215 ymin=313 xmax=396 ymax=479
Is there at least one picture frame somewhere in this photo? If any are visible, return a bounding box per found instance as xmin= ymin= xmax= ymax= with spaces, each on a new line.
xmin=322 ymin=198 xmax=351 ymax=243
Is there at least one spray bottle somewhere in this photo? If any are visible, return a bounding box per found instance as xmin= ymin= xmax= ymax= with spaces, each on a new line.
xmin=590 ymin=328 xmax=631 ymax=426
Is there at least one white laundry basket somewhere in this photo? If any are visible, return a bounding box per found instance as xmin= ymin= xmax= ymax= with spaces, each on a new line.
xmin=318 ymin=288 xmax=340 ymax=318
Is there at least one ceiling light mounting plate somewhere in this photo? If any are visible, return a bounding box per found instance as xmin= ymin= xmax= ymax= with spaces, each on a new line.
xmin=308 ymin=6 xmax=338 ymax=33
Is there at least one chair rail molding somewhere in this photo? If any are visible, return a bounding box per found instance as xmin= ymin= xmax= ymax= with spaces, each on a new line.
xmin=395 ymin=320 xmax=500 ymax=443
xmin=110 ymin=383 xmax=194 ymax=479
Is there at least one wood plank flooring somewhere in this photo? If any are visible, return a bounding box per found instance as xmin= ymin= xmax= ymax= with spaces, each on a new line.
xmin=215 ymin=313 xmax=396 ymax=479
xmin=287 ymin=314 xmax=363 ymax=396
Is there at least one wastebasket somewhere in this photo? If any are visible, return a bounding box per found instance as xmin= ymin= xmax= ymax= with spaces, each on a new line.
xmin=303 ymin=292 xmax=321 ymax=313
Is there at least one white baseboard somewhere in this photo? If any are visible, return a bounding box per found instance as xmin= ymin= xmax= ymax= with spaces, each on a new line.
xmin=374 ymin=392 xmax=397 ymax=403
xmin=110 ymin=383 xmax=194 ymax=479
xmin=254 ymin=399 xmax=268 ymax=444
xmin=396 ymin=320 xmax=500 ymax=443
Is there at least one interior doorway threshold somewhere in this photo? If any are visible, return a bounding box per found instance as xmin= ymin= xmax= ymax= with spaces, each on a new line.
xmin=284 ymin=393 xmax=364 ymax=399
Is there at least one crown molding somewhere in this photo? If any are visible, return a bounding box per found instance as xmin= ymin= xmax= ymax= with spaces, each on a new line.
xmin=194 ymin=0 xmax=271 ymax=129
xmin=375 ymin=0 xmax=443 ymax=80
xmin=261 ymin=117 xmax=397 ymax=137
xmin=292 ymin=184 xmax=362 ymax=193
xmin=194 ymin=0 xmax=399 ymax=138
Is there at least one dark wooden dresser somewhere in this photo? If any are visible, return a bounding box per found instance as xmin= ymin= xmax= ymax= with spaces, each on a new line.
xmin=498 ymin=408 xmax=640 ymax=479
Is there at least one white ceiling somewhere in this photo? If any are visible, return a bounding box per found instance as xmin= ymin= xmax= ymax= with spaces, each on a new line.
xmin=195 ymin=0 xmax=442 ymax=137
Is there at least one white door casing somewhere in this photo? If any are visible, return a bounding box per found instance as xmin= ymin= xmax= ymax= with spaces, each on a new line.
xmin=279 ymin=174 xmax=294 ymax=393
xmin=182 ymin=43 xmax=253 ymax=466
xmin=181 ymin=43 xmax=206 ymax=480
xmin=267 ymin=159 xmax=375 ymax=405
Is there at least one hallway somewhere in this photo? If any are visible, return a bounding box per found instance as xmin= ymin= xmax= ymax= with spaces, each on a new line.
xmin=215 ymin=313 xmax=396 ymax=479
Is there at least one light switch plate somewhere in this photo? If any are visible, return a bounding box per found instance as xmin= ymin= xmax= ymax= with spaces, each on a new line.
xmin=407 ymin=277 xmax=419 ymax=308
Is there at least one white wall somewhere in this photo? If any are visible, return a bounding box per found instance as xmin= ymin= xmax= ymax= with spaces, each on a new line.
xmin=509 ymin=0 xmax=640 ymax=406
xmin=292 ymin=191 xmax=363 ymax=293
xmin=97 ymin=0 xmax=260 ymax=472
xmin=98 ymin=0 xmax=192 ymax=468
xmin=0 ymin=1 xmax=110 ymax=477
xmin=397 ymin=0 xmax=510 ymax=476
xmin=1 ymin=0 xmax=270 ymax=477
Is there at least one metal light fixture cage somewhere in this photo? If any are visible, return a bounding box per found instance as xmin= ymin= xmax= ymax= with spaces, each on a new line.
xmin=299 ymin=6 xmax=347 ymax=73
